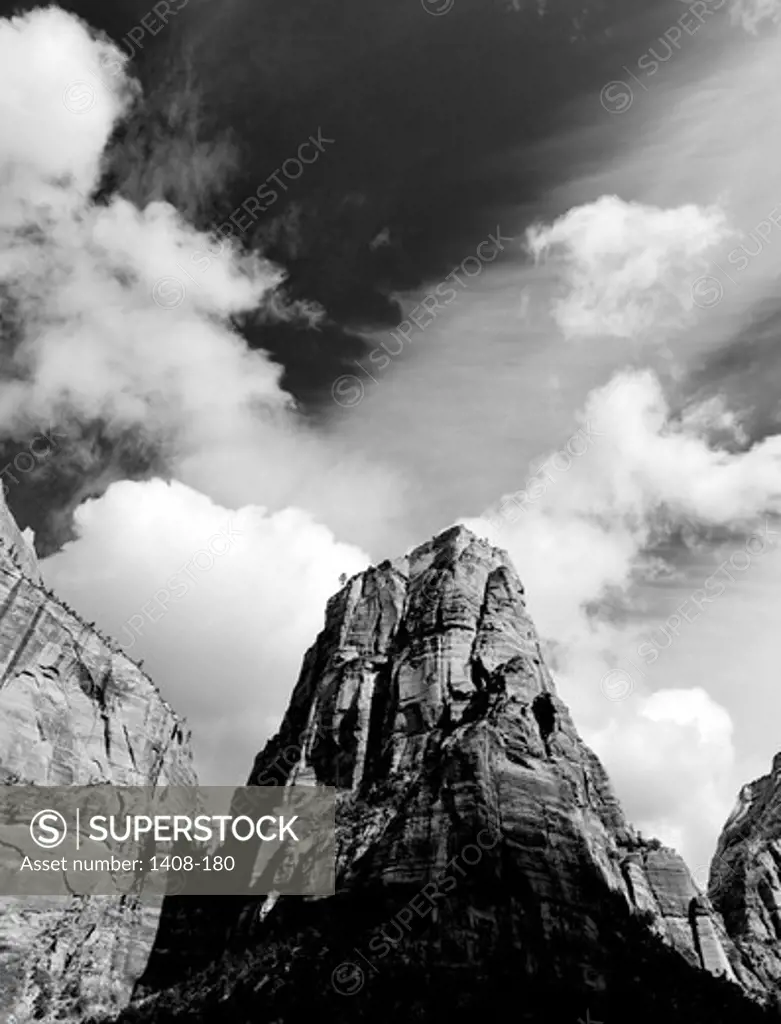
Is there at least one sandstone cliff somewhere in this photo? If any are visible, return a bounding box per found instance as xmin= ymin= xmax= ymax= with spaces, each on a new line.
xmin=119 ymin=525 xmax=776 ymax=1024
xmin=0 ymin=486 xmax=196 ymax=1022
xmin=0 ymin=489 xmax=42 ymax=584
xmin=708 ymin=751 xmax=781 ymax=998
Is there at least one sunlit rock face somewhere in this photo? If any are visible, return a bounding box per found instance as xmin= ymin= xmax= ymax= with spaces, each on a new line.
xmin=0 ymin=486 xmax=196 ymax=1022
xmin=122 ymin=527 xmax=774 ymax=1024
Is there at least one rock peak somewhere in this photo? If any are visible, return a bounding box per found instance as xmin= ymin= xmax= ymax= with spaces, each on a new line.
xmin=132 ymin=523 xmax=771 ymax=1023
xmin=264 ymin=518 xmax=538 ymax=796
xmin=339 ymin=523 xmax=511 ymax=606
xmin=394 ymin=522 xmax=509 ymax=574
xmin=403 ymin=522 xmax=492 ymax=558
xmin=0 ymin=484 xmax=41 ymax=582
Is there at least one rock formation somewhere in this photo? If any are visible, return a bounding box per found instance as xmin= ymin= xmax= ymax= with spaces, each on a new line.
xmin=0 ymin=490 xmax=42 ymax=584
xmin=115 ymin=525 xmax=779 ymax=1024
xmin=0 ymin=486 xmax=196 ymax=1022
xmin=708 ymin=751 xmax=781 ymax=997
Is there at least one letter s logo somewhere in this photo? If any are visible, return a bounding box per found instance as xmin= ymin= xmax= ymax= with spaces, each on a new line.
xmin=30 ymin=809 xmax=67 ymax=848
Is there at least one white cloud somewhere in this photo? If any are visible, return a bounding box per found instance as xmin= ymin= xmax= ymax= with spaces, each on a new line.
xmin=586 ymin=688 xmax=736 ymax=864
xmin=472 ymin=369 xmax=781 ymax=638
xmin=0 ymin=6 xmax=136 ymax=199
xmin=0 ymin=7 xmax=287 ymax=443
xmin=41 ymin=478 xmax=370 ymax=785
xmin=524 ymin=195 xmax=732 ymax=340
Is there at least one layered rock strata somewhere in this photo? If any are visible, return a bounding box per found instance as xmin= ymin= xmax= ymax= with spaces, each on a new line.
xmin=121 ymin=526 xmax=775 ymax=1024
xmin=0 ymin=487 xmax=196 ymax=1022
xmin=708 ymin=751 xmax=781 ymax=999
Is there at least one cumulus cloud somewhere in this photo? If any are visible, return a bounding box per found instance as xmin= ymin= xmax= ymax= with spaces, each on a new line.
xmin=41 ymin=478 xmax=371 ymax=785
xmin=0 ymin=6 xmax=288 ymax=445
xmin=463 ymin=367 xmax=781 ymax=866
xmin=475 ymin=369 xmax=781 ymax=629
xmin=524 ymin=195 xmax=732 ymax=340
xmin=0 ymin=193 xmax=290 ymax=438
xmin=0 ymin=6 xmax=136 ymax=199
xmin=588 ymin=688 xmax=736 ymax=867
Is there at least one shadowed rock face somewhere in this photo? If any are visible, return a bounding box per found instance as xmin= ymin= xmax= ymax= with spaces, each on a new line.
xmin=0 ymin=490 xmax=41 ymax=584
xmin=709 ymin=751 xmax=781 ymax=997
xmin=0 ymin=487 xmax=196 ymax=1022
xmin=119 ymin=526 xmax=777 ymax=1024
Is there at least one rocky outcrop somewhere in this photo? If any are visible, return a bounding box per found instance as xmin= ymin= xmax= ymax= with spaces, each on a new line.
xmin=118 ymin=525 xmax=776 ymax=1024
xmin=0 ymin=490 xmax=41 ymax=584
xmin=708 ymin=751 xmax=781 ymax=1001
xmin=0 ymin=486 xmax=196 ymax=1022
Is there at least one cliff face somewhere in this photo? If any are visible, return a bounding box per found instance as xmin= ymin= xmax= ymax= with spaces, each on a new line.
xmin=708 ymin=751 xmax=781 ymax=997
xmin=0 ymin=491 xmax=42 ymax=584
xmin=122 ymin=525 xmax=776 ymax=1024
xmin=0 ymin=487 xmax=197 ymax=1022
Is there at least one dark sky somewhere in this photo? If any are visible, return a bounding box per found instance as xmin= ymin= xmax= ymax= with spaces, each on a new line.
xmin=5 ymin=0 xmax=679 ymax=409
